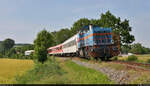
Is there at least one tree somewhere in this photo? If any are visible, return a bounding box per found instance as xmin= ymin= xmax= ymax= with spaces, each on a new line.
xmin=143 ymin=47 xmax=150 ymax=54
xmin=34 ymin=29 xmax=54 ymax=63
xmin=121 ymin=44 xmax=131 ymax=54
xmin=97 ymin=11 xmax=135 ymax=45
xmin=71 ymin=18 xmax=90 ymax=35
xmin=129 ymin=43 xmax=145 ymax=54
xmin=71 ymin=11 xmax=135 ymax=45
xmin=54 ymin=28 xmax=72 ymax=45
xmin=15 ymin=44 xmax=34 ymax=54
xmin=1 ymin=38 xmax=15 ymax=55
xmin=129 ymin=43 xmax=150 ymax=54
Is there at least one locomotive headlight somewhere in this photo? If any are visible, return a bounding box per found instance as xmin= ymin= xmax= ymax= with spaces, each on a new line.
xmin=112 ymin=40 xmax=114 ymax=44
xmin=93 ymin=41 xmax=97 ymax=45
xmin=90 ymin=48 xmax=94 ymax=52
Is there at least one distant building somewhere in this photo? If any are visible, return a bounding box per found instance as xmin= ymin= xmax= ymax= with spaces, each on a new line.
xmin=25 ymin=50 xmax=34 ymax=56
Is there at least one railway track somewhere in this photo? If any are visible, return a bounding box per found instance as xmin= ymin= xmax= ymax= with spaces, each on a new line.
xmin=72 ymin=57 xmax=150 ymax=71
xmin=110 ymin=60 xmax=150 ymax=71
xmin=57 ymin=56 xmax=150 ymax=72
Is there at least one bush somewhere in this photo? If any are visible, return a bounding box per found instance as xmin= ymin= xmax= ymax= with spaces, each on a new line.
xmin=0 ymin=53 xmax=3 ymax=58
xmin=127 ymin=55 xmax=137 ymax=61
xmin=111 ymin=56 xmax=118 ymax=61
xmin=147 ymin=59 xmax=150 ymax=63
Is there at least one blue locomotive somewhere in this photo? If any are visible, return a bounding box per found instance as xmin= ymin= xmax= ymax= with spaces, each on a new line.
xmin=48 ymin=24 xmax=120 ymax=59
xmin=77 ymin=25 xmax=120 ymax=59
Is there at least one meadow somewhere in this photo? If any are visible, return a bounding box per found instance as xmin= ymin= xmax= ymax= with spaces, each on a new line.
xmin=0 ymin=58 xmax=34 ymax=84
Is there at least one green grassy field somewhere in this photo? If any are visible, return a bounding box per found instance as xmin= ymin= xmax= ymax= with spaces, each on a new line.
xmin=16 ymin=57 xmax=114 ymax=84
xmin=0 ymin=58 xmax=34 ymax=84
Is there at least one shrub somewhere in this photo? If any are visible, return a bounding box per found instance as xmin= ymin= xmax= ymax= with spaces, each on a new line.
xmin=0 ymin=53 xmax=3 ymax=58
xmin=147 ymin=59 xmax=150 ymax=63
xmin=127 ymin=55 xmax=137 ymax=61
xmin=111 ymin=56 xmax=118 ymax=61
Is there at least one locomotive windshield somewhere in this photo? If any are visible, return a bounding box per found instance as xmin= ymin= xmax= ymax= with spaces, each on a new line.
xmin=78 ymin=25 xmax=113 ymax=50
xmin=92 ymin=26 xmax=112 ymax=45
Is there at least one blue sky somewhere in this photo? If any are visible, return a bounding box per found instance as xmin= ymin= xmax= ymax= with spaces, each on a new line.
xmin=0 ymin=0 xmax=150 ymax=47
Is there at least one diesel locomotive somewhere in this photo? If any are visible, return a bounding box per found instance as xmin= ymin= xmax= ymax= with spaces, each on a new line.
xmin=48 ymin=25 xmax=120 ymax=59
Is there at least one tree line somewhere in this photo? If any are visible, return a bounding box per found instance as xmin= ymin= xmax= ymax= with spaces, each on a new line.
xmin=121 ymin=43 xmax=150 ymax=54
xmin=0 ymin=38 xmax=34 ymax=59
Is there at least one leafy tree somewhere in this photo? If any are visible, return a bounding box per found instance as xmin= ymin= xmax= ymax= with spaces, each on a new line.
xmin=121 ymin=45 xmax=131 ymax=54
xmin=1 ymin=38 xmax=15 ymax=55
xmin=34 ymin=29 xmax=54 ymax=63
xmin=129 ymin=43 xmax=150 ymax=54
xmin=54 ymin=28 xmax=72 ymax=45
xmin=6 ymin=48 xmax=16 ymax=57
xmin=71 ymin=18 xmax=90 ymax=35
xmin=94 ymin=11 xmax=135 ymax=45
xmin=15 ymin=45 xmax=34 ymax=54
xmin=143 ymin=47 xmax=150 ymax=54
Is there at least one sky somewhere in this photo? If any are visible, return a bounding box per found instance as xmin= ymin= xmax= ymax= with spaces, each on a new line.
xmin=0 ymin=0 xmax=150 ymax=47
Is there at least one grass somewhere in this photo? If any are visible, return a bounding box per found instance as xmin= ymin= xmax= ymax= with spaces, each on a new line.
xmin=100 ymin=62 xmax=126 ymax=71
xmin=118 ymin=54 xmax=150 ymax=63
xmin=60 ymin=60 xmax=114 ymax=84
xmin=0 ymin=58 xmax=34 ymax=84
xmin=16 ymin=57 xmax=114 ymax=84
xmin=15 ymin=57 xmax=65 ymax=84
xmin=131 ymin=71 xmax=150 ymax=84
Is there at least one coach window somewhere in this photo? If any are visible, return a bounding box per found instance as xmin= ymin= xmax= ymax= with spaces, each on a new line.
xmin=49 ymin=49 xmax=52 ymax=52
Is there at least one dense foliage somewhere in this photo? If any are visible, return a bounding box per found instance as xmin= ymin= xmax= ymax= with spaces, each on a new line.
xmin=121 ymin=43 xmax=150 ymax=54
xmin=129 ymin=43 xmax=150 ymax=54
xmin=0 ymin=38 xmax=34 ymax=59
xmin=52 ymin=28 xmax=72 ymax=45
xmin=0 ymin=38 xmax=15 ymax=55
xmin=34 ymin=29 xmax=54 ymax=63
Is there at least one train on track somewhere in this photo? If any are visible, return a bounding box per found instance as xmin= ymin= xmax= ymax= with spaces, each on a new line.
xmin=48 ymin=25 xmax=120 ymax=59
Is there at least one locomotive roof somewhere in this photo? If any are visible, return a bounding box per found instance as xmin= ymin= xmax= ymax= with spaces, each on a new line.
xmin=80 ymin=25 xmax=112 ymax=31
